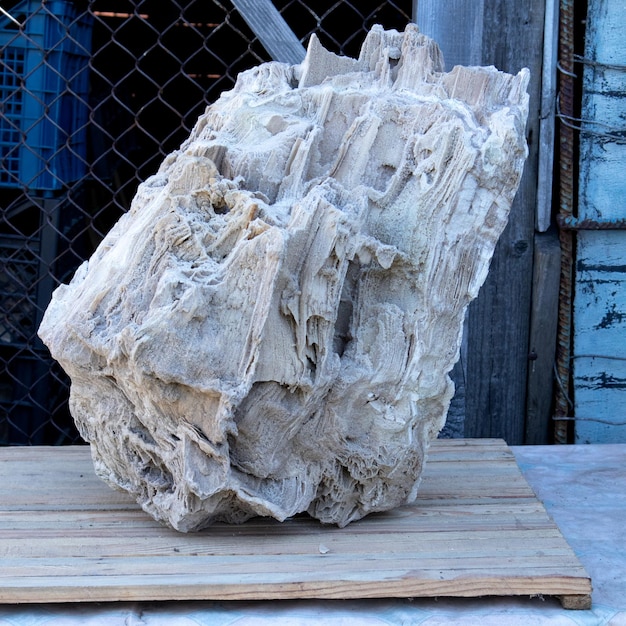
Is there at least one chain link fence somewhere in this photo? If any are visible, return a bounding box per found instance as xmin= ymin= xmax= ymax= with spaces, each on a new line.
xmin=1 ymin=0 xmax=412 ymax=445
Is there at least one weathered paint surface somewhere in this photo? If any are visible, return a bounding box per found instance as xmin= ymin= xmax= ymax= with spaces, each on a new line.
xmin=573 ymin=0 xmax=626 ymax=443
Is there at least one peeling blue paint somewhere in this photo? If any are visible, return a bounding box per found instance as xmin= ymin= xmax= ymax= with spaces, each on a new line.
xmin=577 ymin=261 xmax=626 ymax=273
xmin=576 ymin=372 xmax=626 ymax=390
xmin=594 ymin=303 xmax=626 ymax=329
xmin=573 ymin=0 xmax=626 ymax=443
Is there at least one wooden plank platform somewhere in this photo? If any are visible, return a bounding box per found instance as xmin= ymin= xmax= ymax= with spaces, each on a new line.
xmin=0 ymin=438 xmax=591 ymax=608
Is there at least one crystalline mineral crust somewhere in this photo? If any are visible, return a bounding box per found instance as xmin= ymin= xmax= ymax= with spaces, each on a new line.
xmin=39 ymin=25 xmax=529 ymax=531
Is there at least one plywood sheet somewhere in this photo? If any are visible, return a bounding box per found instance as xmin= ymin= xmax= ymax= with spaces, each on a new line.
xmin=0 ymin=439 xmax=591 ymax=608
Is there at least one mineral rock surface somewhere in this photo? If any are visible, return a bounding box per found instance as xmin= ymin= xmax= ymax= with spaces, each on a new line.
xmin=39 ymin=25 xmax=529 ymax=531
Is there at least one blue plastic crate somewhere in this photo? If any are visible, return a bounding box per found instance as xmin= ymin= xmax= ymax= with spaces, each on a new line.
xmin=0 ymin=0 xmax=92 ymax=191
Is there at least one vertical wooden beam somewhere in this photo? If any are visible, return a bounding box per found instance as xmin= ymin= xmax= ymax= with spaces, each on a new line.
xmin=536 ymin=0 xmax=559 ymax=232
xmin=526 ymin=231 xmax=561 ymax=444
xmin=464 ymin=0 xmax=543 ymax=444
xmin=417 ymin=0 xmax=545 ymax=444
xmin=415 ymin=0 xmax=484 ymax=68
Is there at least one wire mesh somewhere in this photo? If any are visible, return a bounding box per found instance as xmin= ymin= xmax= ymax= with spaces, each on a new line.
xmin=0 ymin=0 xmax=412 ymax=445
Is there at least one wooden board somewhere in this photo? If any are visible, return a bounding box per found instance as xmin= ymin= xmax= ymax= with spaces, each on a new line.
xmin=573 ymin=0 xmax=626 ymax=444
xmin=417 ymin=0 xmax=545 ymax=444
xmin=526 ymin=231 xmax=561 ymax=444
xmin=230 ymin=0 xmax=306 ymax=64
xmin=0 ymin=439 xmax=591 ymax=608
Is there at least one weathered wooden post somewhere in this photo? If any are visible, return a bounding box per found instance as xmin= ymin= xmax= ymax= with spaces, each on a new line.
xmin=416 ymin=0 xmax=546 ymax=443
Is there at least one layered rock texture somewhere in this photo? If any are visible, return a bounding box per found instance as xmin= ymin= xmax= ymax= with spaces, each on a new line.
xmin=39 ymin=25 xmax=529 ymax=531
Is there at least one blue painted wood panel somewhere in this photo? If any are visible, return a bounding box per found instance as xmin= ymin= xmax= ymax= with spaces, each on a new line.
xmin=573 ymin=0 xmax=626 ymax=443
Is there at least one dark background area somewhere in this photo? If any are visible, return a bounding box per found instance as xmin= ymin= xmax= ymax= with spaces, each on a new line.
xmin=0 ymin=0 xmax=412 ymax=444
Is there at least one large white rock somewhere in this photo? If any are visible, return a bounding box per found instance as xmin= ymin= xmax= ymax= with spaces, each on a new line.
xmin=39 ymin=25 xmax=529 ymax=531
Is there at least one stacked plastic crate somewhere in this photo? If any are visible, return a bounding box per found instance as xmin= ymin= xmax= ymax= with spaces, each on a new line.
xmin=0 ymin=0 xmax=92 ymax=191
xmin=1 ymin=0 xmax=92 ymax=443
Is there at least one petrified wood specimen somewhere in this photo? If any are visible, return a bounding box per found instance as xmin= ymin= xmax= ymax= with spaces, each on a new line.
xmin=39 ymin=25 xmax=529 ymax=531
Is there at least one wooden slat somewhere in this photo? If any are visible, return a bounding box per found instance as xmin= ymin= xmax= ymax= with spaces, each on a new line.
xmin=526 ymin=231 xmax=562 ymax=444
xmin=573 ymin=0 xmax=626 ymax=442
xmin=417 ymin=0 xmax=545 ymax=445
xmin=536 ymin=0 xmax=559 ymax=232
xmin=229 ymin=0 xmax=306 ymax=64
xmin=0 ymin=439 xmax=591 ymax=608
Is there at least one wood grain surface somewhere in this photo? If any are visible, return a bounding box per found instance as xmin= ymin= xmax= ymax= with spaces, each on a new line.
xmin=0 ymin=439 xmax=591 ymax=607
